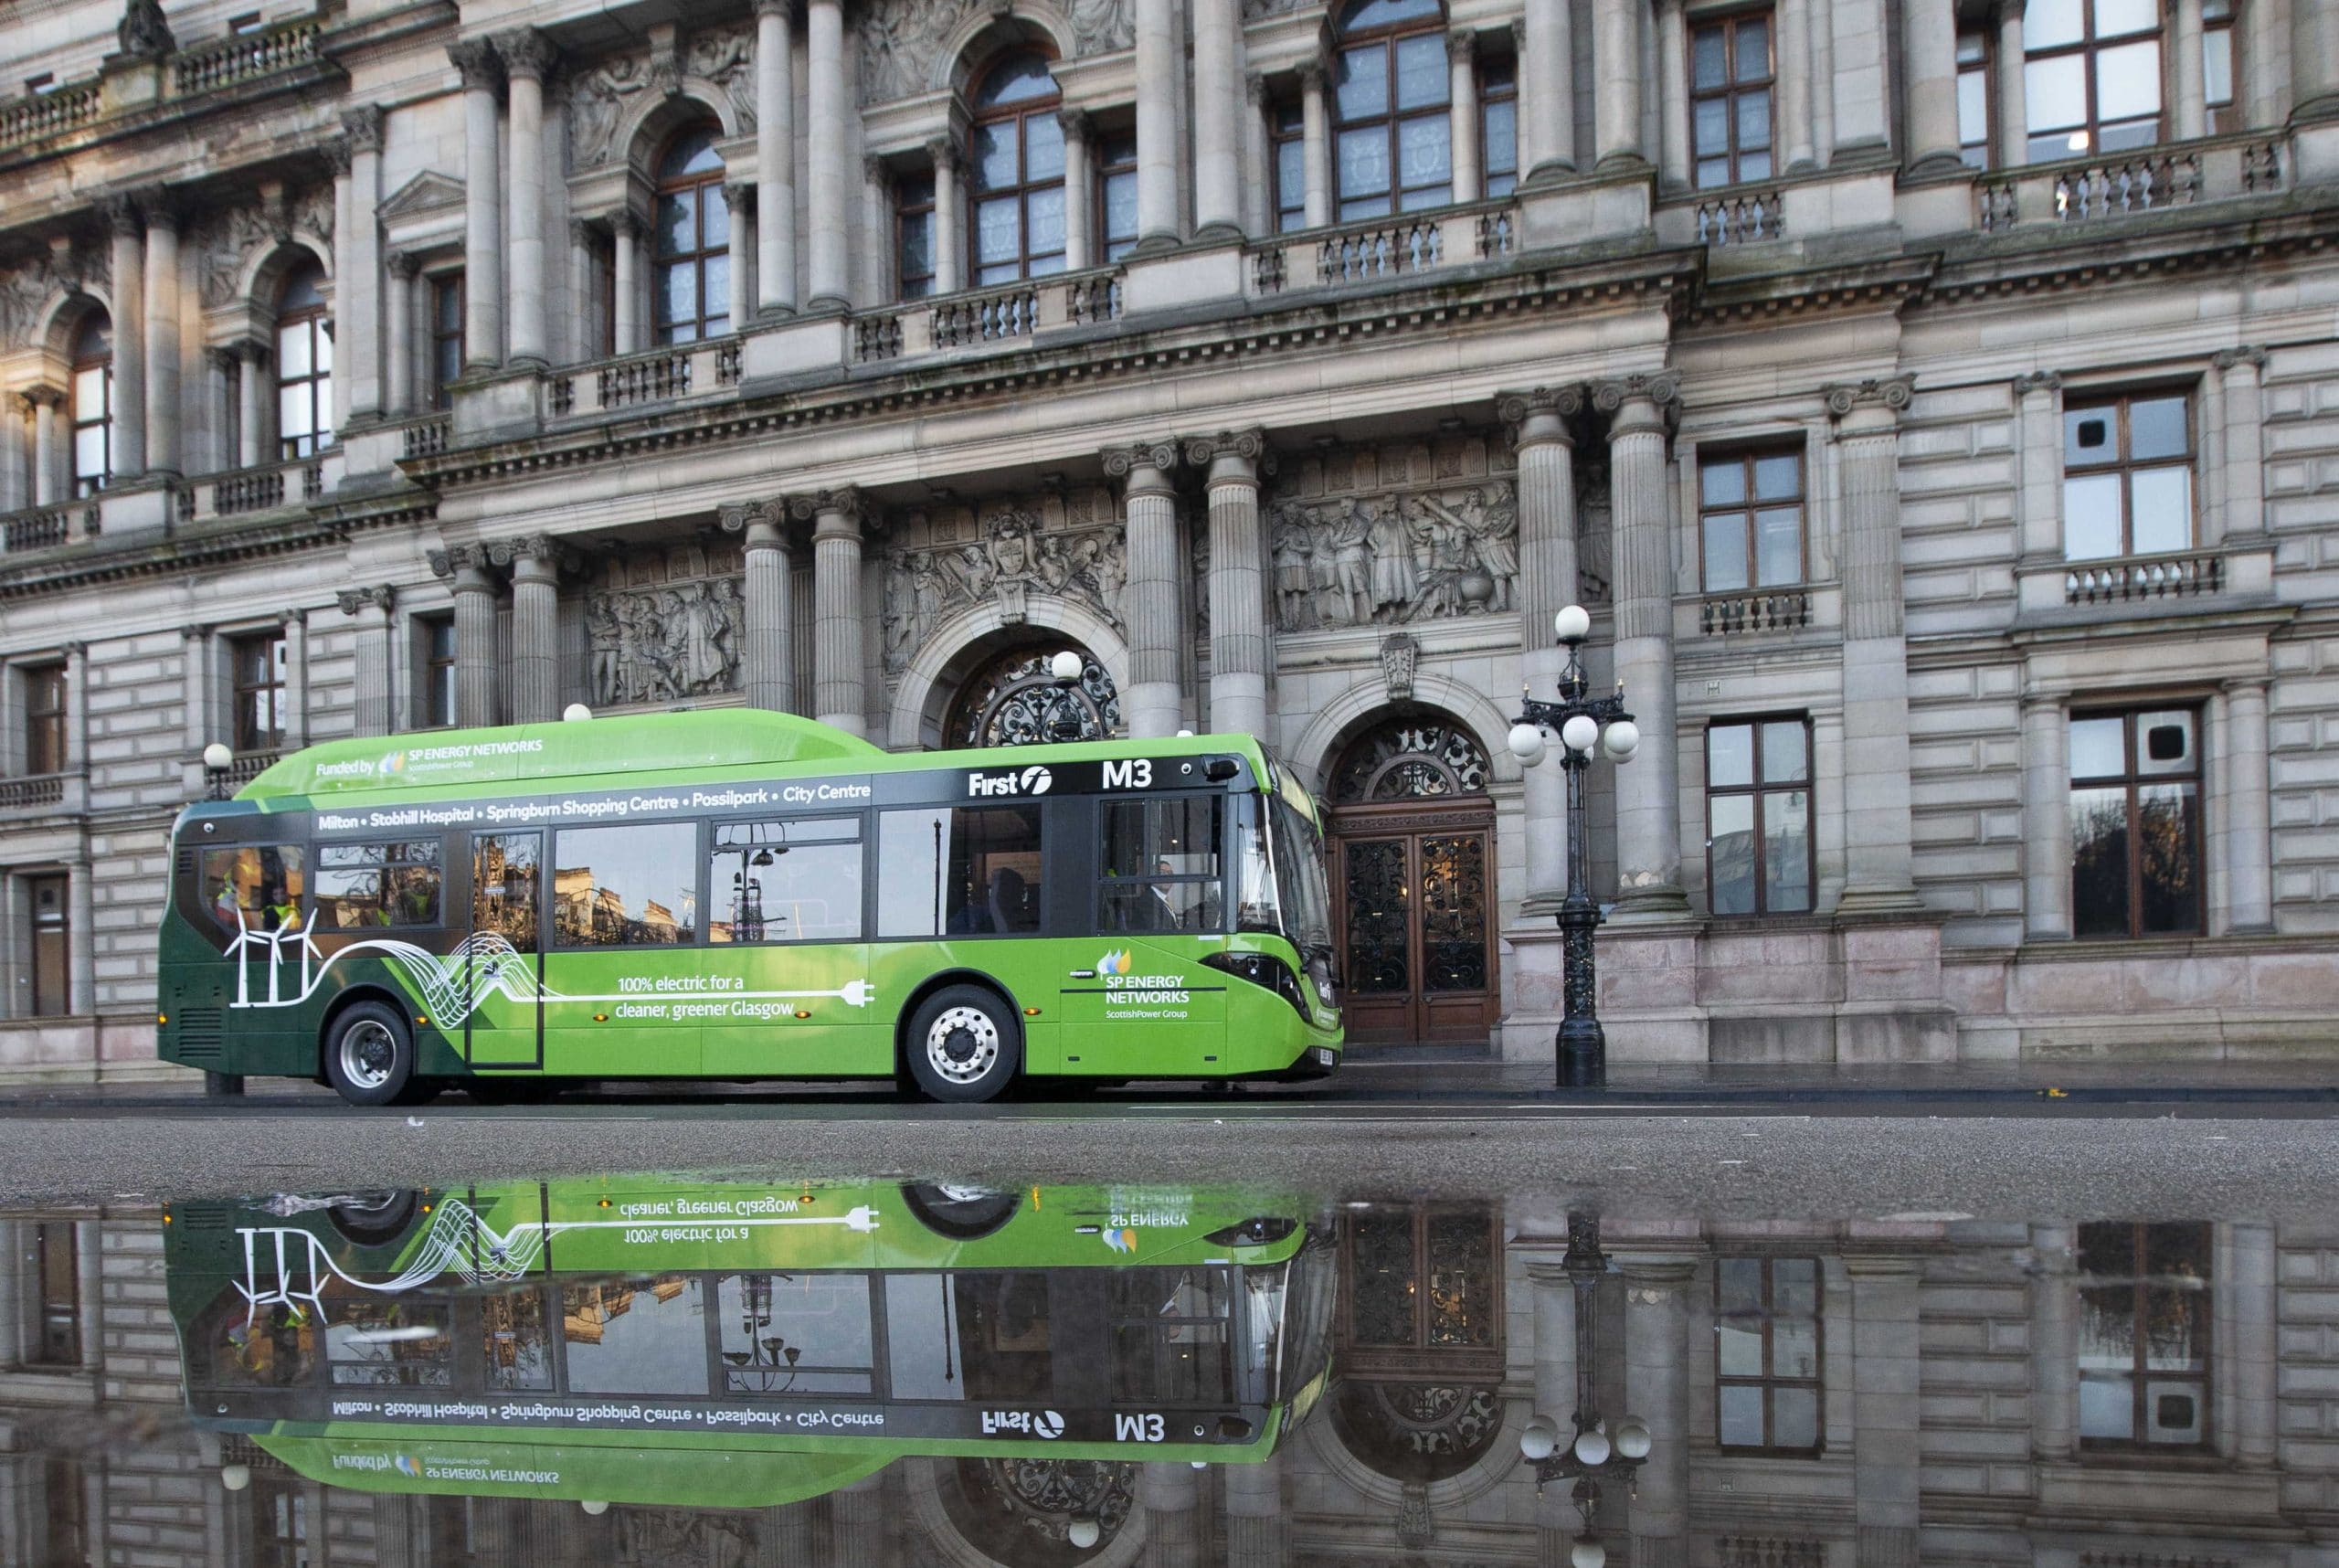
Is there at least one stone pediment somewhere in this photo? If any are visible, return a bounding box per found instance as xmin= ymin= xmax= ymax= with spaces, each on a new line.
xmin=379 ymin=170 xmax=465 ymax=220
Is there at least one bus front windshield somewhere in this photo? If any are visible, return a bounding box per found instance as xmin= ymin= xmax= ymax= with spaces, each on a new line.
xmin=1236 ymin=795 xmax=1333 ymax=959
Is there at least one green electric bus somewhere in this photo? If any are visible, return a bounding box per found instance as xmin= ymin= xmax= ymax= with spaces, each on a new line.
xmin=162 ymin=1176 xmax=1336 ymax=1510
xmin=153 ymin=709 xmax=1340 ymax=1104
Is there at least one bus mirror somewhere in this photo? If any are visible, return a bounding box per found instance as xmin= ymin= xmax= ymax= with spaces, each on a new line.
xmin=1204 ymin=758 xmax=1240 ymax=781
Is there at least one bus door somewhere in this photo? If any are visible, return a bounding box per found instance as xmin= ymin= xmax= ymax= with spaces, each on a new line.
xmin=464 ymin=832 xmax=544 ymax=1069
xmin=1056 ymin=793 xmax=1229 ymax=1076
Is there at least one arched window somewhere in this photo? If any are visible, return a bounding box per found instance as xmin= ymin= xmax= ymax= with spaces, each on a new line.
xmin=654 ymin=126 xmax=729 ymax=344
xmin=1331 ymin=0 xmax=1451 ymax=221
xmin=69 ymin=313 xmax=112 ymax=496
xmin=276 ymin=262 xmax=333 ymax=460
xmin=947 ymin=647 xmax=1119 ymax=747
xmin=969 ymin=52 xmax=1066 ymax=286
xmin=1331 ymin=719 xmax=1489 ymax=802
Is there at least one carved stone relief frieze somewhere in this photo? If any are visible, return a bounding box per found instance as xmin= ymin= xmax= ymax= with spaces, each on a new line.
xmin=582 ymin=539 xmax=747 ymax=706
xmin=860 ymin=0 xmax=1135 ymax=105
xmin=191 ymin=187 xmax=332 ymax=311
xmin=0 ymin=246 xmax=100 ymax=349
xmin=568 ymin=20 xmax=757 ymax=169
xmin=880 ymin=487 xmax=1127 ymax=676
xmin=1265 ymin=436 xmax=1519 ymax=634
xmin=1240 ymin=0 xmax=1318 ymax=16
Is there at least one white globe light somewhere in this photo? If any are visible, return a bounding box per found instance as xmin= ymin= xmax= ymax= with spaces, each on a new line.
xmin=1519 ymin=1414 xmax=1561 ymax=1461
xmin=1067 ymin=1519 xmax=1103 ymax=1550
xmin=1507 ymin=723 xmax=1548 ymax=766
xmin=1571 ymin=1540 xmax=1608 ymax=1568
xmin=202 ymin=742 xmax=234 ymax=772
xmin=1176 ymin=728 xmax=1194 ymax=737
xmin=579 ymin=1499 xmax=609 ymax=1517
xmin=1603 ymin=719 xmax=1640 ymax=761
xmin=1613 ymin=1415 xmax=1653 ymax=1459
xmin=219 ymin=1462 xmax=251 ymax=1492
xmin=1553 ymin=604 xmax=1593 ymax=644
xmin=1561 ymin=714 xmax=1600 ymax=754
xmin=1050 ymin=650 xmax=1085 ymax=683
xmin=1573 ymin=1425 xmax=1612 ymax=1466
xmin=562 ymin=702 xmax=593 ymax=723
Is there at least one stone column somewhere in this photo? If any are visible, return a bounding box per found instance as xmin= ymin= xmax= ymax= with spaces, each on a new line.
xmin=23 ymin=387 xmax=63 ymax=505
xmin=503 ymin=535 xmax=563 ymax=724
xmin=1242 ymin=76 xmax=1274 ymax=235
xmin=1503 ymin=387 xmax=1582 ymax=913
xmin=2230 ymin=1222 xmax=2278 ymax=1467
xmin=724 ymin=183 xmax=754 ymax=329
xmin=1106 ymin=440 xmax=1184 ymax=737
xmin=756 ymin=0 xmax=798 ymax=317
xmin=1299 ymin=64 xmax=1332 ymax=227
xmin=1140 ymin=1462 xmax=1202 ymax=1568
xmin=2293 ymin=0 xmax=2339 ymax=123
xmin=1134 ymin=0 xmax=1182 ymax=250
xmin=612 ymin=212 xmax=642 ymax=355
xmin=1222 ymin=1447 xmax=1286 ymax=1568
xmin=343 ymin=108 xmax=386 ymax=420
xmin=1848 ymin=1255 xmax=1922 ymax=1567
xmin=68 ymin=856 xmax=95 ymax=1014
xmin=1192 ymin=0 xmax=1243 ymax=239
xmin=102 ymin=196 xmax=146 ymax=478
xmin=2223 ymin=678 xmax=2273 ymax=932
xmin=791 ymin=488 xmax=866 ymax=736
xmin=1593 ymin=0 xmax=1646 ymax=168
xmin=1902 ymin=0 xmax=1963 ymax=173
xmin=1826 ymin=378 xmax=1921 ymax=913
xmin=1187 ymin=429 xmax=1269 ymax=737
xmin=1621 ymin=1257 xmax=1694 ymax=1568
xmin=497 ymin=30 xmax=555 ymax=367
xmin=1777 ymin=0 xmax=1815 ymax=169
xmin=1594 ymin=374 xmax=1686 ymax=916
xmin=2168 ymin=0 xmax=2207 ymax=139
xmin=338 ymin=587 xmax=397 ymax=737
xmin=140 ymin=190 xmax=183 ymax=477
xmin=2217 ymin=346 xmax=2268 ymax=539
xmin=2030 ymin=1223 xmax=2076 ymax=1462
xmin=1447 ymin=30 xmax=1482 ymax=202
xmin=386 ymin=254 xmax=418 ymax=416
xmin=1831 ymin=0 xmax=1890 ymax=155
xmin=1656 ymin=0 xmax=1692 ymax=189
xmin=2019 ymin=694 xmax=2071 ymax=939
xmin=1523 ymin=0 xmax=1574 ymax=176
xmin=236 ymin=343 xmax=270 ymax=468
xmin=806 ymin=0 xmax=851 ymax=309
xmin=928 ymin=138 xmax=965 ymax=296
xmin=202 ymin=346 xmax=233 ymax=471
xmin=432 ymin=545 xmax=503 ymax=727
xmin=721 ymin=499 xmax=795 ymax=712
xmin=1062 ymin=113 xmax=1095 ymax=270
xmin=451 ymin=39 xmax=506 ymax=371
xmin=0 ymin=397 xmax=25 ymax=512
xmin=1995 ymin=0 xmax=2027 ymax=166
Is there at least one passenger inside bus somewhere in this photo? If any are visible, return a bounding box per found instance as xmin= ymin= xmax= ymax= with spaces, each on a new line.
xmin=947 ymin=866 xmax=1034 ymax=934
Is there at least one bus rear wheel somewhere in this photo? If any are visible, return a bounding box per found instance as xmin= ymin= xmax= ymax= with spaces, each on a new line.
xmin=323 ymin=1002 xmax=418 ymax=1107
xmin=905 ymin=986 xmax=1020 ymax=1104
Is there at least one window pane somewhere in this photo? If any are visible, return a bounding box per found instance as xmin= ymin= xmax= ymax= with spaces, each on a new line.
xmin=1764 ymin=789 xmax=1811 ymax=912
xmin=1398 ymin=114 xmax=1453 ymax=190
xmin=2066 ymin=406 xmax=2118 ymax=465
xmin=2136 ymin=780 xmax=2199 ymax=933
xmin=2070 ymin=786 xmax=2132 ymax=937
xmin=2079 ymin=1375 xmax=2136 ymax=1438
xmin=1709 ymin=794 xmax=1757 ymax=915
xmin=313 ymin=842 xmax=442 ymax=929
xmin=278 ymin=321 xmax=311 ymax=379
xmin=1737 ymin=90 xmax=1773 ymax=150
xmin=1026 ymin=185 xmax=1067 ymax=257
xmin=1697 ymin=157 xmax=1733 ymax=189
xmin=658 ymin=262 xmax=697 ymax=327
xmin=2028 ymin=0 xmax=2085 ymax=48
xmin=435 ymin=279 xmax=461 ymax=332
xmin=1339 ymin=125 xmax=1393 ymax=196
xmin=1694 ymin=96 xmax=1731 ymax=159
xmin=704 ymin=188 xmax=730 ymax=249
xmin=563 ymin=1277 xmax=707 ymax=1393
xmin=1701 ymin=459 xmax=1748 ymax=506
xmin=656 ymin=191 xmax=695 ymax=258
xmin=554 ymin=822 xmax=699 ymax=946
xmin=1959 ymin=69 xmax=1990 ymax=154
xmin=709 ymin=822 xmax=863 ymax=944
xmin=703 ymin=257 xmax=730 ymax=323
xmin=1709 ymin=724 xmax=1756 ymax=789
xmin=1275 ymin=142 xmax=1306 ymax=226
xmin=203 ymin=845 xmax=306 ymax=929
xmin=1703 ymin=513 xmax=1751 ymax=590
xmin=2093 ymin=0 xmax=2157 ymax=37
xmin=945 ymin=805 xmax=1043 ymax=934
xmin=2095 ymin=39 xmax=2164 ymax=121
xmin=2027 ymin=56 xmax=2090 ymax=134
xmin=974 ymin=121 xmax=1017 ymax=191
xmin=2135 ymin=710 xmax=2194 ymax=776
xmin=75 ymin=427 xmax=107 ymax=480
xmin=1719 ymin=1384 xmax=1765 ymax=1446
xmin=976 ymin=197 xmax=1021 ymax=265
xmin=1740 ymin=148 xmax=1773 ymax=181
xmin=1484 ymin=98 xmax=1517 ymax=176
xmin=1102 ymin=798 xmax=1223 ymax=879
xmin=2130 ymin=467 xmax=2192 ymax=554
xmin=1692 ymin=26 xmax=1730 ymax=89
xmin=280 ymin=384 xmax=312 ymax=440
xmin=1718 ymin=1321 xmax=1763 ymax=1375
xmin=2070 ymin=715 xmax=2127 ymax=779
xmin=1025 ymin=111 xmax=1065 ymax=182
xmin=1719 ymin=1257 xmax=1764 ymax=1313
xmin=2063 ymin=472 xmax=2125 ymax=559
xmin=1735 ymin=18 xmax=1771 ymax=79
xmin=877 ymin=808 xmax=947 ymax=937
xmin=1394 ymin=33 xmax=1447 ymax=109
xmin=898 ymin=210 xmax=933 ymax=281
xmin=1751 ymin=453 xmax=1799 ymax=501
xmin=1774 ymin=1258 xmax=1817 ymax=1312
xmin=1762 ymin=721 xmax=1808 ymax=783
xmin=1754 ymin=507 xmax=1802 ymax=586
xmin=2129 ymin=397 xmax=2188 ymax=460
xmin=1773 ymin=1386 xmax=1819 ymax=1447
xmin=1336 ymin=42 xmax=1390 ymax=121
xmin=74 ymin=365 xmax=106 ymax=419
xmin=2204 ymin=28 xmax=2232 ymax=103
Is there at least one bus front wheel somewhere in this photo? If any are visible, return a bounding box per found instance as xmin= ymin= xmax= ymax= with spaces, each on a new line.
xmin=905 ymin=985 xmax=1021 ymax=1104
xmin=323 ymin=1002 xmax=418 ymax=1107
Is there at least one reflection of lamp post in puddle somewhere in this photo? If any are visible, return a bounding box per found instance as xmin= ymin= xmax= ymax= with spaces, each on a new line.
xmin=1517 ymin=1213 xmax=1653 ymax=1568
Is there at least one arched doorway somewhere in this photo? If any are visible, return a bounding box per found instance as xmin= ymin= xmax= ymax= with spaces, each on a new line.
xmin=1328 ymin=717 xmax=1497 ymax=1044
xmin=946 ymin=645 xmax=1120 ymax=747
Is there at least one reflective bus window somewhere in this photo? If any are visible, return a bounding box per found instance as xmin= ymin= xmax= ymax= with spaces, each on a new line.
xmin=209 ymin=1301 xmax=315 ymax=1388
xmin=554 ymin=823 xmax=699 ymax=947
xmin=708 ymin=819 xmax=863 ymax=944
xmin=1100 ymin=797 xmax=1224 ymax=933
xmin=312 ymin=841 xmax=441 ymax=929
xmin=716 ymin=1274 xmax=876 ymax=1394
xmin=1113 ymin=1266 xmax=1234 ymax=1404
xmin=327 ymin=1299 xmax=453 ymax=1387
xmin=202 ymin=845 xmax=306 ymax=932
xmin=562 ymin=1277 xmax=708 ymax=1393
xmin=877 ymin=805 xmax=1044 ymax=937
xmin=482 ymin=1289 xmax=555 ymax=1392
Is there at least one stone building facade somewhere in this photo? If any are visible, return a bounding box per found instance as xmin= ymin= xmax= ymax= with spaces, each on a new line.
xmin=2 ymin=0 xmax=2338 ymax=1077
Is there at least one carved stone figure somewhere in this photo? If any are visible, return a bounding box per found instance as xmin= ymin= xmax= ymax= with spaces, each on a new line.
xmin=877 ymin=503 xmax=1128 ymax=674
xmin=117 ymin=0 xmax=175 ymax=59
xmin=1068 ymin=0 xmax=1137 ymax=54
xmin=568 ymin=51 xmax=651 ymax=167
xmin=583 ymin=556 xmax=745 ymax=704
xmin=0 ymin=248 xmax=91 ymax=348
xmin=862 ymin=0 xmax=1136 ymax=105
xmin=1264 ymin=476 xmax=1519 ymax=632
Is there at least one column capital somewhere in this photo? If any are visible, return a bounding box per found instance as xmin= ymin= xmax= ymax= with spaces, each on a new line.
xmin=488 ymin=533 xmax=575 ymax=576
xmin=925 ymin=133 xmax=960 ymax=172
xmin=2013 ymin=369 xmax=2062 ymax=396
xmin=1057 ymin=107 xmax=1092 ymax=143
xmin=18 ymin=383 xmax=66 ymax=411
xmin=97 ymin=193 xmax=143 ymax=238
xmin=2214 ymin=344 xmax=2270 ymax=372
xmin=448 ymin=37 xmax=505 ymax=90
xmin=204 ymin=344 xmax=241 ymax=375
xmin=722 ymin=180 xmax=752 ymax=211
xmin=336 ymin=585 xmax=398 ymax=616
xmin=60 ymin=639 xmax=86 ymax=659
xmin=1591 ymin=371 xmax=1681 ymax=415
xmin=429 ymin=543 xmax=496 ymax=581
xmin=789 ymin=485 xmax=865 ymax=530
xmin=1297 ymin=58 xmax=1328 ymax=93
xmin=1616 ymin=1255 xmax=1700 ymax=1295
xmin=180 ymin=622 xmax=212 ymax=642
xmin=343 ymin=105 xmax=386 ymax=154
xmin=720 ymin=497 xmax=791 ymax=538
xmin=611 ymin=207 xmax=644 ymax=239
xmin=1103 ymin=439 xmax=1181 ymax=480
xmin=133 ymin=184 xmax=185 ymax=231
xmin=1823 ymin=376 xmax=1914 ymax=420
xmin=1499 ymin=384 xmax=1586 ymax=438
xmin=386 ymin=250 xmax=422 ymax=281
xmin=320 ymin=135 xmax=353 ymax=178
xmin=1182 ymin=428 xmax=1272 ymax=473
xmin=1244 ymin=72 xmax=1271 ymax=108
xmin=755 ymin=0 xmax=795 ymax=16
xmin=1447 ymin=25 xmax=1479 ymax=61
xmin=494 ymin=27 xmax=559 ymax=82
xmin=234 ymin=337 xmax=273 ymax=370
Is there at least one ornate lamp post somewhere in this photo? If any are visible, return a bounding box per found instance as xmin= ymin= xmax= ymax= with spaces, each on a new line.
xmin=1507 ymin=605 xmax=1638 ymax=1087
xmin=1519 ymin=1213 xmax=1653 ymax=1568
xmin=1042 ymin=649 xmax=1090 ymax=743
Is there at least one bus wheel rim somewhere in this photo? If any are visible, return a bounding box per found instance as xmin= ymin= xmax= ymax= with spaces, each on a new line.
xmin=340 ymin=1020 xmax=397 ymax=1091
xmin=926 ymin=1006 xmax=999 ymax=1085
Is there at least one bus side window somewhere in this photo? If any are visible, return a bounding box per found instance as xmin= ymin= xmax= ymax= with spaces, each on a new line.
xmin=313 ymin=840 xmax=442 ymax=930
xmin=553 ymin=822 xmax=700 ymax=947
xmin=201 ymin=844 xmax=307 ymax=933
xmin=708 ymin=818 xmax=864 ymax=944
xmin=876 ymin=805 xmax=1044 ymax=938
xmin=1098 ymin=797 xmax=1224 ymax=934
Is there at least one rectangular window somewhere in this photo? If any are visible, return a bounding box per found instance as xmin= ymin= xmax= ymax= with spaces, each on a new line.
xmin=201 ymin=844 xmax=306 ymax=933
xmin=1099 ymin=796 xmax=1224 ymax=933
xmin=23 ymin=662 xmax=66 ymax=776
xmin=31 ymin=1221 xmax=79 ymax=1364
xmin=2069 ymin=706 xmax=2202 ymax=938
xmin=312 ymin=841 xmax=442 ymax=930
xmin=1691 ymin=11 xmax=1775 ymax=189
xmin=1699 ymin=447 xmax=1805 ymax=592
xmin=709 ymin=818 xmax=864 ymax=944
xmin=2203 ymin=0 xmax=2236 ymax=132
xmin=429 ymin=273 xmax=464 ymax=411
xmin=26 ymin=73 xmax=57 ymax=95
xmin=28 ymin=874 xmax=70 ymax=1018
xmin=482 ymin=1288 xmax=555 ymax=1391
xmin=562 ymin=1277 xmax=707 ymax=1393
xmin=1113 ymin=1266 xmax=1235 ymax=1404
xmin=895 ymin=174 xmax=937 ymax=301
xmin=43 ymin=1456 xmax=87 ymax=1564
xmin=2063 ymin=391 xmax=2194 ymax=560
xmin=252 ymin=1477 xmax=311 ymax=1568
xmin=876 ymin=804 xmax=1044 ymax=938
xmin=1706 ymin=717 xmax=1813 ymax=916
xmin=1480 ymin=54 xmax=1519 ymax=196
xmin=2025 ymin=0 xmax=2164 ymax=162
xmin=231 ymin=632 xmax=288 ymax=754
xmin=717 ymin=1274 xmax=875 ymax=1394
xmin=1716 ymin=1256 xmax=1822 ymax=1451
xmin=2078 ymin=1221 xmax=2210 ymax=1446
xmin=1957 ymin=32 xmax=1992 ymax=167
xmin=419 ymin=615 xmax=457 ymax=729
xmin=554 ymin=822 xmax=699 ymax=947
xmin=1272 ymin=100 xmax=1307 ymax=233
xmin=230 ymin=11 xmax=265 ymax=33
xmin=1098 ymin=134 xmax=1139 ymax=262
xmin=328 ymin=1299 xmax=453 ymax=1386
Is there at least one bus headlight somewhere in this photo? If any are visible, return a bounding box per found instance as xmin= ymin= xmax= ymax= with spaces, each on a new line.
xmin=1204 ymin=1216 xmax=1299 ymax=1247
xmin=1201 ymin=950 xmax=1310 ymax=1021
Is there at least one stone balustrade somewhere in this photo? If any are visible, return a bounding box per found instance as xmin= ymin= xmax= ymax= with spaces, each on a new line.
xmin=402 ymin=415 xmax=450 ymax=459
xmin=1976 ymin=133 xmax=2286 ymax=232
xmin=2063 ymin=550 xmax=2223 ymax=605
xmin=1691 ymin=186 xmax=1788 ymax=246
xmin=850 ymin=266 xmax=1125 ymax=365
xmin=171 ymin=20 xmax=322 ymax=96
xmin=0 ymin=81 xmax=101 ymax=148
xmin=1247 ymin=203 xmax=1514 ymax=296
xmin=171 ymin=454 xmax=333 ymax=522
xmin=2 ymin=501 xmax=94 ymax=554
xmin=1699 ymin=589 xmax=1813 ymax=634
xmin=0 ymin=774 xmax=68 ymax=810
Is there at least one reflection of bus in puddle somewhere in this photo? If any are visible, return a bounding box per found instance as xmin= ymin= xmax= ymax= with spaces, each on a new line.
xmin=163 ymin=1178 xmax=1336 ymax=1510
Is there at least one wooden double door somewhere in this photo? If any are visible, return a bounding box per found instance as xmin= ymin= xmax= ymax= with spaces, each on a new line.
xmin=1329 ymin=801 xmax=1498 ymax=1045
